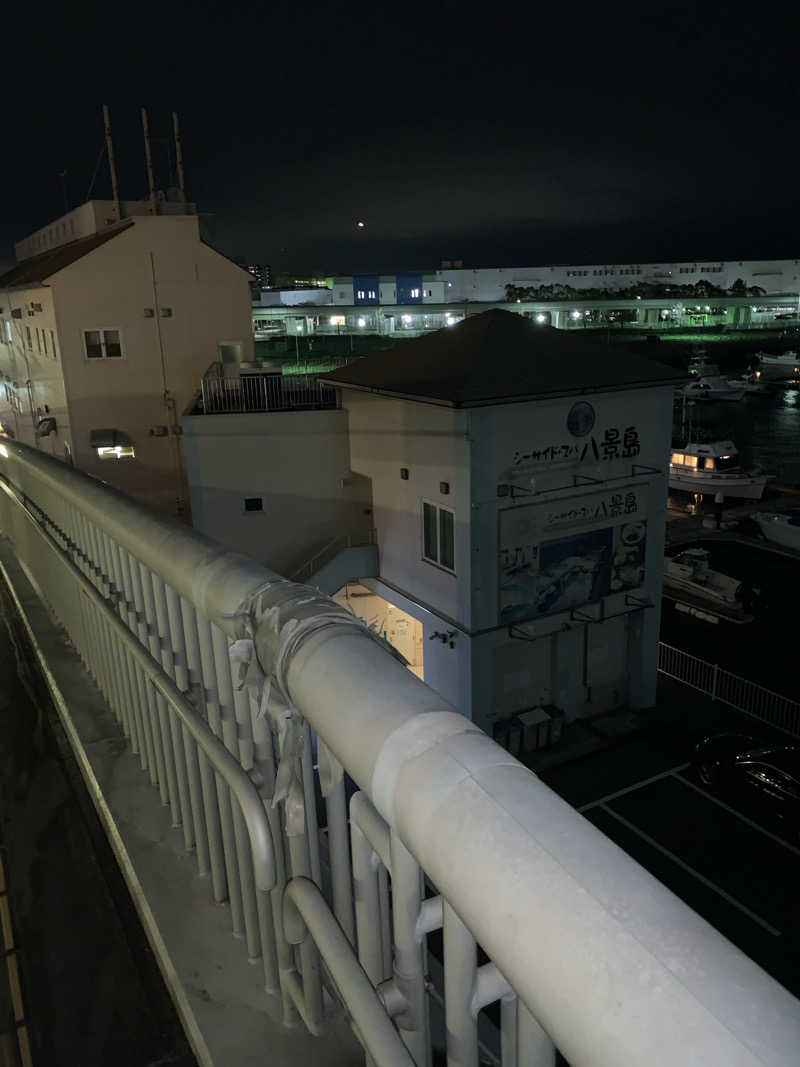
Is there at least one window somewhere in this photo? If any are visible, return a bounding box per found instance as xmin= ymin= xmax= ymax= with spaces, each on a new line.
xmin=357 ymin=289 xmax=365 ymax=299
xmin=35 ymin=328 xmax=41 ymax=354
xmin=244 ymin=497 xmax=263 ymax=512
xmin=84 ymin=329 xmax=123 ymax=359
xmin=367 ymin=289 xmax=377 ymax=299
xmin=50 ymin=330 xmax=56 ymax=358
xmin=3 ymin=321 xmax=11 ymax=343
xmin=422 ymin=500 xmax=455 ymax=573
xmin=25 ymin=326 xmax=32 ymax=350
xmin=411 ymin=288 xmax=420 ymax=298
xmin=97 ymin=445 xmax=135 ymax=459
xmin=42 ymin=330 xmax=47 ymax=356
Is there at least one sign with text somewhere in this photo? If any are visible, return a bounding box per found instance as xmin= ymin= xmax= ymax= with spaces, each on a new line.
xmin=498 ymin=486 xmax=648 ymax=624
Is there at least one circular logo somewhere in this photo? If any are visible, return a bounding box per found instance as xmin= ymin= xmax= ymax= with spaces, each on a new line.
xmin=567 ymin=401 xmax=596 ymax=437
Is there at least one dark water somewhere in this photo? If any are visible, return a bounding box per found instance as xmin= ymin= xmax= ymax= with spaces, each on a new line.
xmin=673 ymin=387 xmax=800 ymax=486
xmin=661 ymin=539 xmax=800 ymax=702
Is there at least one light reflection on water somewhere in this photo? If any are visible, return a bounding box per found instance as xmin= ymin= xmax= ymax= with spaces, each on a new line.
xmin=673 ymin=389 xmax=800 ymax=485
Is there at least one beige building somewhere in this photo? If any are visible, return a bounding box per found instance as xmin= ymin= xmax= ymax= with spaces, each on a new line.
xmin=0 ymin=200 xmax=254 ymax=517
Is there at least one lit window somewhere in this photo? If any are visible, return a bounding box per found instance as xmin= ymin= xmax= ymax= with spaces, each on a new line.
xmin=422 ymin=500 xmax=455 ymax=573
xmin=329 ymin=315 xmax=346 ymax=326
xmin=84 ymin=329 xmax=123 ymax=359
xmin=357 ymin=317 xmax=367 ymax=328
xmin=411 ymin=288 xmax=420 ymax=298
xmin=97 ymin=445 xmax=135 ymax=459
xmin=368 ymin=290 xmax=376 ymax=299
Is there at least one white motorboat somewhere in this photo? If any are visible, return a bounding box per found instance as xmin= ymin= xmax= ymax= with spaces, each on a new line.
xmin=753 ymin=351 xmax=800 ymax=382
xmin=682 ymin=376 xmax=745 ymax=402
xmin=669 ymin=440 xmax=768 ymax=499
xmin=752 ymin=511 xmax=800 ymax=552
xmin=663 ymin=548 xmax=751 ymax=623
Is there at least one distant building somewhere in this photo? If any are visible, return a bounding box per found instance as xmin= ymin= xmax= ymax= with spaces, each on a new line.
xmin=246 ymin=263 xmax=271 ymax=288
xmin=0 ymin=199 xmax=254 ymax=517
xmin=251 ymin=258 xmax=800 ymax=340
xmin=183 ymin=310 xmax=685 ymax=733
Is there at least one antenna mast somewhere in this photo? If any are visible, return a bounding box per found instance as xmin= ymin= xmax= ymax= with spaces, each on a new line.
xmin=102 ymin=105 xmax=120 ymax=220
xmin=141 ymin=107 xmax=158 ymax=215
xmin=172 ymin=112 xmax=186 ymax=203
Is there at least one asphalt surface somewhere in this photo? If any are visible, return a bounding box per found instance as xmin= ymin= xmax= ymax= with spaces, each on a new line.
xmin=0 ymin=580 xmax=196 ymax=1066
xmin=534 ymin=679 xmax=800 ymax=1002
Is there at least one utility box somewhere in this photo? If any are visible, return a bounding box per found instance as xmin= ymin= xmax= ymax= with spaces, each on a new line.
xmin=516 ymin=705 xmax=564 ymax=754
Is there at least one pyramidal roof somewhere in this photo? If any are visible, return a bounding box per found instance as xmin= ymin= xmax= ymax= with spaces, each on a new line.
xmin=322 ymin=308 xmax=685 ymax=407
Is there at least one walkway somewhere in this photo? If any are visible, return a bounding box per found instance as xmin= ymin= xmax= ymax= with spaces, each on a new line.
xmin=0 ymin=572 xmax=196 ymax=1066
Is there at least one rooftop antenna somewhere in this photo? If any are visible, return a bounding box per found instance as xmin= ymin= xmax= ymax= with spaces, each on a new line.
xmin=172 ymin=111 xmax=186 ymax=203
xmin=102 ymin=105 xmax=120 ymax=221
xmin=141 ymin=107 xmax=158 ymax=215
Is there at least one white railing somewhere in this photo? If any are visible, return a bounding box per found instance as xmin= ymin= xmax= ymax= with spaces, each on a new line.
xmin=290 ymin=529 xmax=376 ymax=585
xmin=0 ymin=440 xmax=798 ymax=1067
xmin=658 ymin=641 xmax=800 ymax=737
xmin=201 ymin=371 xmax=339 ymax=414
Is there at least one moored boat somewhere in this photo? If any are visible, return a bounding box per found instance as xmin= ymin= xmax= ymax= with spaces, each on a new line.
xmin=753 ymin=351 xmax=800 ymax=382
xmin=683 ymin=376 xmax=745 ymax=402
xmin=669 ymin=441 xmax=768 ymax=500
xmin=752 ymin=511 xmax=800 ymax=552
xmin=663 ymin=548 xmax=752 ymax=623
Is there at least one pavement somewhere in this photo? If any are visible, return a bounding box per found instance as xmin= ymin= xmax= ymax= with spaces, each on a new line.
xmin=0 ymin=576 xmax=197 ymax=1067
xmin=526 ymin=679 xmax=800 ymax=1003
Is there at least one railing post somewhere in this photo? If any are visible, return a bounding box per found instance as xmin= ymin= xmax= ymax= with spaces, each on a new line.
xmin=390 ymin=831 xmax=431 ymax=1067
xmin=711 ymin=661 xmax=719 ymax=702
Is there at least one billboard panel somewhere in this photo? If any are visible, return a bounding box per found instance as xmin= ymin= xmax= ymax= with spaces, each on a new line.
xmin=498 ymin=486 xmax=647 ymax=623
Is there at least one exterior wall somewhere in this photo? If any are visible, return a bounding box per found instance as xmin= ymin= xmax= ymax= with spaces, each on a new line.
xmin=343 ymin=391 xmax=472 ymax=628
xmin=0 ymin=288 xmax=71 ymax=458
xmin=45 ymin=215 xmax=253 ymax=516
xmin=256 ymin=288 xmax=333 ymax=307
xmin=467 ymin=385 xmax=675 ymax=730
xmin=182 ymin=407 xmax=372 ymax=574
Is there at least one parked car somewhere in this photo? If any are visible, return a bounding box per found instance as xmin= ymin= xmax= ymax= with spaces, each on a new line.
xmin=693 ymin=733 xmax=800 ymax=826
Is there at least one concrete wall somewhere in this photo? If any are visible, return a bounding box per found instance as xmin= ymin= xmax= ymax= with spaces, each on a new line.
xmin=182 ymin=407 xmax=372 ymax=575
xmin=343 ymin=391 xmax=472 ymax=628
xmin=467 ymin=385 xmax=675 ymax=727
xmin=0 ymin=288 xmax=72 ymax=458
xmin=48 ymin=215 xmax=252 ymax=516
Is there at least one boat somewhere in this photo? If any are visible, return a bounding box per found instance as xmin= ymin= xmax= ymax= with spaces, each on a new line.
xmin=669 ymin=441 xmax=769 ymax=499
xmin=663 ymin=548 xmax=752 ymax=624
xmin=688 ymin=355 xmax=721 ymax=377
xmin=753 ymin=351 xmax=800 ymax=382
xmin=752 ymin=511 xmax=800 ymax=552
xmin=682 ymin=376 xmax=745 ymax=402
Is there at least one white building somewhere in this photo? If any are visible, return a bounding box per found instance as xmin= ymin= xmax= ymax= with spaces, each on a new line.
xmin=184 ymin=309 xmax=684 ymax=734
xmin=0 ymin=199 xmax=254 ymax=517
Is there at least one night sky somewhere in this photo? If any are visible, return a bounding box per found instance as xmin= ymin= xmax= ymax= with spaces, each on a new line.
xmin=1 ymin=2 xmax=798 ymax=276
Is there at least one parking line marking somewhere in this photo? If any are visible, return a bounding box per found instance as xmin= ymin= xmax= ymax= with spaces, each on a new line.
xmin=671 ymin=772 xmax=800 ymax=859
xmin=578 ymin=764 xmax=691 ymax=813
xmin=598 ymin=804 xmax=782 ymax=937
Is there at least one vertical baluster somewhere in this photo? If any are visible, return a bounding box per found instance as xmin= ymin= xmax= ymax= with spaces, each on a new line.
xmin=391 ymin=831 xmax=431 ymax=1067
xmin=245 ymin=685 xmax=281 ymax=996
xmin=501 ymin=994 xmax=518 ymax=1067
xmin=300 ymin=722 xmax=322 ymax=889
xmin=151 ymin=573 xmax=194 ymax=845
xmin=443 ymin=900 xmax=477 ymax=1067
xmin=107 ymin=536 xmax=148 ymax=767
xmin=83 ymin=518 xmax=126 ymax=733
xmin=517 ymin=1002 xmax=556 ymax=1066
xmin=180 ymin=599 xmax=227 ymax=901
xmin=164 ymin=585 xmax=208 ymax=869
xmin=211 ymin=624 xmax=260 ymax=958
xmin=118 ymin=547 xmax=160 ymax=786
xmin=94 ymin=529 xmax=134 ymax=744
xmin=195 ymin=614 xmax=243 ymax=929
xmin=321 ymin=741 xmax=354 ymax=944
xmin=138 ymin=562 xmax=181 ymax=825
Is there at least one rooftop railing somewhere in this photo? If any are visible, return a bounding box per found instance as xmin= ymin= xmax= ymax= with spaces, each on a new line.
xmin=200 ymin=364 xmax=339 ymax=415
xmin=0 ymin=438 xmax=798 ymax=1066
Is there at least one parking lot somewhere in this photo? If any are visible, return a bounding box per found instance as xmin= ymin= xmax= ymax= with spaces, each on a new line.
xmin=534 ymin=681 xmax=800 ymax=1000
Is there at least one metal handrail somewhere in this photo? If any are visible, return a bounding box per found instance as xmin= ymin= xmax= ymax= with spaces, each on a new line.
xmin=0 ymin=473 xmax=277 ymax=892
xmin=1 ymin=439 xmax=799 ymax=1066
